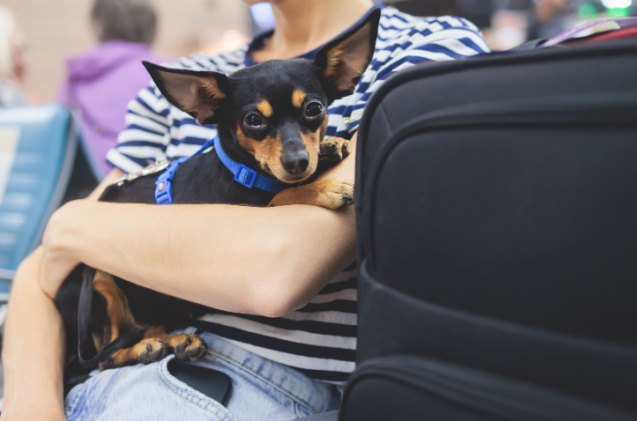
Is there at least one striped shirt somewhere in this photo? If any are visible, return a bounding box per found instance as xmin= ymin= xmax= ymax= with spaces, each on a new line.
xmin=106 ymin=5 xmax=489 ymax=383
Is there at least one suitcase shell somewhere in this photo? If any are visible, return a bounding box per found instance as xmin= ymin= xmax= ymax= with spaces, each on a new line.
xmin=348 ymin=38 xmax=637 ymax=420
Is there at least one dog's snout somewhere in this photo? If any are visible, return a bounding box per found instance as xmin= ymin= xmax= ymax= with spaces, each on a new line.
xmin=281 ymin=152 xmax=309 ymax=174
xmin=281 ymin=141 xmax=309 ymax=175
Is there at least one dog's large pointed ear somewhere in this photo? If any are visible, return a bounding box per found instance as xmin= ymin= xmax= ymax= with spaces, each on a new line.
xmin=143 ymin=61 xmax=230 ymax=125
xmin=314 ymin=8 xmax=380 ymax=100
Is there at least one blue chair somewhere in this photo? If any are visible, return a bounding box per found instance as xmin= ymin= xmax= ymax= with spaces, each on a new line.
xmin=0 ymin=104 xmax=80 ymax=300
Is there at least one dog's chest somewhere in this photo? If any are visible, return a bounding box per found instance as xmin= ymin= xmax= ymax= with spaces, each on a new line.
xmin=101 ymin=152 xmax=275 ymax=207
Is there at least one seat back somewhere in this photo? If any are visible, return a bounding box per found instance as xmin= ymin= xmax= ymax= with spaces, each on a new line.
xmin=0 ymin=104 xmax=79 ymax=297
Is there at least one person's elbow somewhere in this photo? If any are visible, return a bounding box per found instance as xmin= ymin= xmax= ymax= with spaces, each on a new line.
xmin=244 ymin=236 xmax=320 ymax=318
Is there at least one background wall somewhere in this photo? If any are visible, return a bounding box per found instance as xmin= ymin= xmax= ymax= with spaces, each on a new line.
xmin=3 ymin=0 xmax=250 ymax=102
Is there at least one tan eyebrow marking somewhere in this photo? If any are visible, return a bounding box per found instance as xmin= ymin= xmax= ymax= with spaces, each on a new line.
xmin=257 ymin=99 xmax=273 ymax=118
xmin=292 ymin=89 xmax=306 ymax=109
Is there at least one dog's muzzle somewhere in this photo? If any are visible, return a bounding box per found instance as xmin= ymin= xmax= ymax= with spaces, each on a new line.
xmin=281 ymin=141 xmax=309 ymax=175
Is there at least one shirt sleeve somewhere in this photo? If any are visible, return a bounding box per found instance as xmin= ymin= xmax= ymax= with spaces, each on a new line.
xmin=343 ymin=15 xmax=490 ymax=136
xmin=105 ymin=82 xmax=172 ymax=174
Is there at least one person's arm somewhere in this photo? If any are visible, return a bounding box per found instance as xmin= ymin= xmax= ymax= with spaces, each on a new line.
xmin=40 ymin=138 xmax=358 ymax=317
xmin=0 ymin=169 xmax=123 ymax=421
xmin=1 ymin=248 xmax=65 ymax=421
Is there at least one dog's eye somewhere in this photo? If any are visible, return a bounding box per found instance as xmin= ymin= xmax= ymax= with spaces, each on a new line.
xmin=244 ymin=112 xmax=267 ymax=130
xmin=304 ymin=101 xmax=324 ymax=120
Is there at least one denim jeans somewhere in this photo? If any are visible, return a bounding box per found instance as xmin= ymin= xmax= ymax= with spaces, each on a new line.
xmin=65 ymin=330 xmax=341 ymax=420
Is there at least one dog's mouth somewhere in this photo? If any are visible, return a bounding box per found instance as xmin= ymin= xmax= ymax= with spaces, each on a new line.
xmin=262 ymin=162 xmax=315 ymax=185
xmin=279 ymin=172 xmax=312 ymax=184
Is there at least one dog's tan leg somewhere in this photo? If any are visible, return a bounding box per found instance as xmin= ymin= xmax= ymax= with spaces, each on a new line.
xmin=93 ymin=270 xmax=155 ymax=369
xmin=319 ymin=136 xmax=349 ymax=163
xmin=269 ymin=178 xmax=354 ymax=209
xmin=93 ymin=270 xmax=142 ymax=345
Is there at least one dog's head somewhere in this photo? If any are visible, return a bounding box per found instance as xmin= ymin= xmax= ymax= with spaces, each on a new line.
xmin=144 ymin=9 xmax=379 ymax=184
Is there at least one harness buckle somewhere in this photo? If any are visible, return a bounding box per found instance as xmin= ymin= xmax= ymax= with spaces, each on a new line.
xmin=154 ymin=161 xmax=179 ymax=205
xmin=234 ymin=165 xmax=258 ymax=189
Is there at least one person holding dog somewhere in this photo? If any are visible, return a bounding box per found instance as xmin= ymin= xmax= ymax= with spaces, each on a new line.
xmin=1 ymin=1 xmax=488 ymax=419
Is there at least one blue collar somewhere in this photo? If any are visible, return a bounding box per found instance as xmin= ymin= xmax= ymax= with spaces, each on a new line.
xmin=155 ymin=135 xmax=285 ymax=205
xmin=212 ymin=136 xmax=286 ymax=193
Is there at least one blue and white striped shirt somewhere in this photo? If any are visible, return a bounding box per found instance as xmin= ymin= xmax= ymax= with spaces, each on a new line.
xmin=106 ymin=5 xmax=488 ymax=383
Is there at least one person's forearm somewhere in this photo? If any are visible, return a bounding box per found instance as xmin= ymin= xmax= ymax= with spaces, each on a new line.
xmin=45 ymin=201 xmax=355 ymax=317
xmin=41 ymin=141 xmax=357 ymax=316
xmin=1 ymin=248 xmax=65 ymax=420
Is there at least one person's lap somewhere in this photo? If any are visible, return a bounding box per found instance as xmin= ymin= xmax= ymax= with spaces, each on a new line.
xmin=65 ymin=331 xmax=341 ymax=421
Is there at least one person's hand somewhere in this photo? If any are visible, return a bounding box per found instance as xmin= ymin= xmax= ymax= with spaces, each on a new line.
xmin=39 ymin=199 xmax=86 ymax=299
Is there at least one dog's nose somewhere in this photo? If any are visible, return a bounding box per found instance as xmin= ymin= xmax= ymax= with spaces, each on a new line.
xmin=281 ymin=146 xmax=309 ymax=175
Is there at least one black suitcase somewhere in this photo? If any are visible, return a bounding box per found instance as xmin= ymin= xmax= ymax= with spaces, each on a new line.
xmin=346 ymin=38 xmax=637 ymax=420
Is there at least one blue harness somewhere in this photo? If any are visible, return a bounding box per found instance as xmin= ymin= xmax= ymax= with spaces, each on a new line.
xmin=155 ymin=135 xmax=286 ymax=205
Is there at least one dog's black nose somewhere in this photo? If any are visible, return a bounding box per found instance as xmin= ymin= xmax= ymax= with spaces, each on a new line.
xmin=281 ymin=150 xmax=309 ymax=175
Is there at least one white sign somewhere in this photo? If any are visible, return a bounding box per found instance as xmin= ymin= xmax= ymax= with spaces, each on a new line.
xmin=0 ymin=127 xmax=20 ymax=206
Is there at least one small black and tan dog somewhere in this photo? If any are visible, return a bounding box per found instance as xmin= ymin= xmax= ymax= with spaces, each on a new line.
xmin=55 ymin=10 xmax=380 ymax=382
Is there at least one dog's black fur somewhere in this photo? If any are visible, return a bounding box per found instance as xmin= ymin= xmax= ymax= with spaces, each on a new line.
xmin=55 ymin=9 xmax=380 ymax=386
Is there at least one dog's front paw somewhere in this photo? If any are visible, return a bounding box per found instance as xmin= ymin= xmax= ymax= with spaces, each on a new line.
xmin=269 ymin=179 xmax=354 ymax=209
xmin=171 ymin=334 xmax=208 ymax=361
xmin=137 ymin=338 xmax=170 ymax=364
xmin=319 ymin=137 xmax=350 ymax=164
xmin=100 ymin=338 xmax=169 ymax=369
xmin=317 ymin=179 xmax=354 ymax=210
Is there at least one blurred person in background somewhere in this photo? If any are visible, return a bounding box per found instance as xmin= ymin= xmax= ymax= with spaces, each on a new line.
xmin=527 ymin=0 xmax=572 ymax=40
xmin=0 ymin=5 xmax=28 ymax=108
xmin=2 ymin=1 xmax=488 ymax=420
xmin=57 ymin=0 xmax=167 ymax=179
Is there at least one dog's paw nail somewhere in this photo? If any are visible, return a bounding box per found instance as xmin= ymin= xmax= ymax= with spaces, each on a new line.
xmin=340 ymin=195 xmax=354 ymax=208
xmin=186 ymin=344 xmax=208 ymax=360
xmin=175 ymin=341 xmax=187 ymax=355
xmin=138 ymin=339 xmax=169 ymax=364
xmin=342 ymin=146 xmax=350 ymax=158
xmin=174 ymin=335 xmax=208 ymax=360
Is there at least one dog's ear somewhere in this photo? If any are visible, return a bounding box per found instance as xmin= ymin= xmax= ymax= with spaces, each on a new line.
xmin=143 ymin=61 xmax=230 ymax=125
xmin=314 ymin=8 xmax=380 ymax=101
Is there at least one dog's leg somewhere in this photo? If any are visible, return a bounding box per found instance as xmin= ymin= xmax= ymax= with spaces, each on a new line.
xmin=101 ymin=326 xmax=207 ymax=368
xmin=269 ymin=178 xmax=354 ymax=210
xmin=93 ymin=271 xmax=143 ymax=345
xmin=319 ymin=136 xmax=349 ymax=164
xmin=93 ymin=271 xmax=154 ymax=368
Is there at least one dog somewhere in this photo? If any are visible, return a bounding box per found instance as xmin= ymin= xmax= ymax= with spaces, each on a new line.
xmin=55 ymin=9 xmax=380 ymax=385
